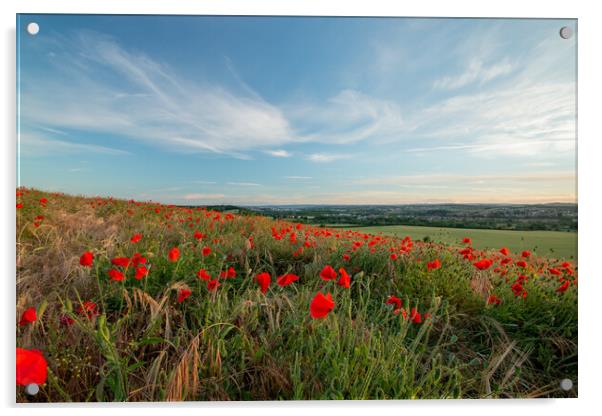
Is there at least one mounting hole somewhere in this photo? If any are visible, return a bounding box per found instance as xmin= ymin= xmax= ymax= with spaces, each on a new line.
xmin=559 ymin=26 xmax=573 ymax=40
xmin=26 ymin=22 xmax=39 ymax=36
xmin=560 ymin=378 xmax=573 ymax=391
xmin=25 ymin=383 xmax=39 ymax=395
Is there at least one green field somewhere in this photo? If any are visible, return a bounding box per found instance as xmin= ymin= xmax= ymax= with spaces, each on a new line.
xmin=344 ymin=225 xmax=577 ymax=260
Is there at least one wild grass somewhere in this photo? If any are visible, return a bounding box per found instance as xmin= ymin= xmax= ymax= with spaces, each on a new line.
xmin=16 ymin=188 xmax=577 ymax=401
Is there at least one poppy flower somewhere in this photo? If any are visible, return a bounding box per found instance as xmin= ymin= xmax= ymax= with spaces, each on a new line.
xmin=337 ymin=267 xmax=350 ymax=288
xmin=16 ymin=203 xmax=23 ymax=209
xmin=19 ymin=307 xmax=37 ymax=326
xmin=310 ymin=292 xmax=335 ymax=319
xmin=201 ymin=246 xmax=212 ymax=256
xmin=487 ymin=294 xmax=502 ymax=305
xmin=108 ymin=269 xmax=125 ymax=281
xmin=462 ymin=237 xmax=472 ymax=244
xmin=561 ymin=261 xmax=572 ymax=268
xmin=549 ymin=268 xmax=562 ymax=276
xmin=207 ymin=279 xmax=220 ymax=291
xmin=499 ymin=247 xmax=510 ymax=256
xmin=197 ymin=269 xmax=212 ymax=281
xmin=111 ymin=257 xmax=131 ymax=267
xmin=511 ymin=282 xmax=526 ymax=297
xmin=131 ymin=253 xmax=147 ymax=266
xmin=220 ymin=266 xmax=237 ymax=279
xmin=521 ymin=250 xmax=531 ymax=258
xmin=501 ymin=257 xmax=512 ymax=265
xmin=168 ymin=247 xmax=180 ymax=262
xmin=130 ymin=233 xmax=143 ymax=243
xmin=390 ymin=253 xmax=398 ymax=260
xmin=556 ymin=280 xmax=570 ymax=293
xmin=194 ymin=231 xmax=205 ymax=240
xmin=16 ymin=348 xmax=48 ymax=386
xmin=342 ymin=253 xmax=351 ymax=261
xmin=473 ymin=259 xmax=493 ymax=270
xmin=277 ymin=273 xmax=300 ymax=286
xmin=516 ymin=260 xmax=527 ymax=268
xmin=59 ymin=315 xmax=75 ymax=326
xmin=386 ymin=295 xmax=402 ymax=311
xmin=319 ymin=265 xmax=337 ymax=281
xmin=79 ymin=251 xmax=94 ymax=267
xmin=39 ymin=198 xmax=48 ymax=207
xmin=134 ymin=265 xmax=149 ymax=280
xmin=256 ymin=272 xmax=271 ymax=294
xmin=427 ymin=259 xmax=441 ymax=272
xmin=410 ymin=307 xmax=422 ymax=324
xmin=77 ymin=301 xmax=98 ymax=319
xmin=177 ymin=289 xmax=192 ymax=302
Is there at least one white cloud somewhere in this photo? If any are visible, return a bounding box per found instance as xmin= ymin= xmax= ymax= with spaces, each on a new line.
xmin=265 ymin=149 xmax=292 ymax=157
xmin=285 ymin=176 xmax=312 ymax=180
xmin=19 ymin=132 xmax=130 ymax=156
xmin=433 ymin=58 xmax=515 ymax=90
xmin=306 ymin=153 xmax=351 ymax=163
xmin=226 ymin=182 xmax=261 ymax=187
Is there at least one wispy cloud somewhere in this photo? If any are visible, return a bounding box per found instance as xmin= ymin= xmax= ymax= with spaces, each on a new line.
xmin=226 ymin=182 xmax=261 ymax=187
xmin=20 ymin=132 xmax=130 ymax=156
xmin=306 ymin=153 xmax=351 ymax=163
xmin=433 ymin=58 xmax=515 ymax=90
xmin=265 ymin=149 xmax=292 ymax=157
xmin=285 ymin=176 xmax=312 ymax=180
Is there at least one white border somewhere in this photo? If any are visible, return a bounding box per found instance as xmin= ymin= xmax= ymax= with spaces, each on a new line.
xmin=2 ymin=1 xmax=601 ymax=415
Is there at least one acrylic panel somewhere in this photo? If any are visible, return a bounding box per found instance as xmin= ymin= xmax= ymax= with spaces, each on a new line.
xmin=16 ymin=14 xmax=577 ymax=402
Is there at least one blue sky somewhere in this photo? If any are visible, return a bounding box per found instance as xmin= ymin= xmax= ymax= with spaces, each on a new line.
xmin=17 ymin=15 xmax=577 ymax=205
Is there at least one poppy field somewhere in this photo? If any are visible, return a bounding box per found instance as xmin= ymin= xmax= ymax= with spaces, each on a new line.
xmin=16 ymin=188 xmax=577 ymax=401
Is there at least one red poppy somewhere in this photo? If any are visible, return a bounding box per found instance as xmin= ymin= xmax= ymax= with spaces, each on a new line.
xmin=501 ymin=257 xmax=512 ymax=265
xmin=220 ymin=266 xmax=237 ymax=279
xmin=256 ymin=272 xmax=271 ymax=294
xmin=556 ymin=280 xmax=570 ymax=293
xmin=16 ymin=348 xmax=48 ymax=386
xmin=207 ymin=279 xmax=220 ymax=291
xmin=473 ymin=259 xmax=493 ymax=270
xmin=410 ymin=307 xmax=422 ymax=324
xmin=561 ymin=261 xmax=572 ymax=268
xmin=549 ymin=268 xmax=562 ymax=276
xmin=108 ymin=269 xmax=125 ymax=281
xmin=516 ymin=260 xmax=527 ymax=268
xmin=319 ymin=265 xmax=337 ymax=281
xmin=337 ymin=267 xmax=350 ymax=288
xmin=39 ymin=197 xmax=48 ymax=207
xmin=130 ymin=233 xmax=143 ymax=243
xmin=277 ymin=273 xmax=300 ymax=286
xmin=134 ymin=265 xmax=149 ymax=280
xmin=201 ymin=246 xmax=212 ymax=256
xmin=194 ymin=231 xmax=205 ymax=240
xmin=16 ymin=203 xmax=23 ymax=209
xmin=111 ymin=257 xmax=131 ymax=267
xmin=168 ymin=247 xmax=180 ymax=262
xmin=310 ymin=292 xmax=335 ymax=319
xmin=131 ymin=253 xmax=147 ymax=265
xmin=79 ymin=251 xmax=94 ymax=267
xmin=499 ymin=247 xmax=510 ymax=256
xmin=19 ymin=307 xmax=37 ymax=326
xmin=462 ymin=237 xmax=472 ymax=244
xmin=521 ymin=250 xmax=531 ymax=258
xmin=427 ymin=259 xmax=441 ymax=272
xmin=60 ymin=315 xmax=75 ymax=326
xmin=177 ymin=289 xmax=192 ymax=302
xmin=390 ymin=253 xmax=398 ymax=260
xmin=197 ymin=269 xmax=212 ymax=280
xmin=487 ymin=294 xmax=502 ymax=305
xmin=342 ymin=253 xmax=351 ymax=261
xmin=511 ymin=282 xmax=526 ymax=297
xmin=77 ymin=301 xmax=98 ymax=319
xmin=386 ymin=295 xmax=402 ymax=311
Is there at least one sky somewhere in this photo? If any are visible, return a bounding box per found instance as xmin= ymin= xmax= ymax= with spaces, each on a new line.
xmin=17 ymin=15 xmax=577 ymax=205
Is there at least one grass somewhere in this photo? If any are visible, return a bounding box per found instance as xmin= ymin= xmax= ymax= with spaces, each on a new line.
xmin=345 ymin=225 xmax=577 ymax=261
xmin=16 ymin=188 xmax=577 ymax=402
